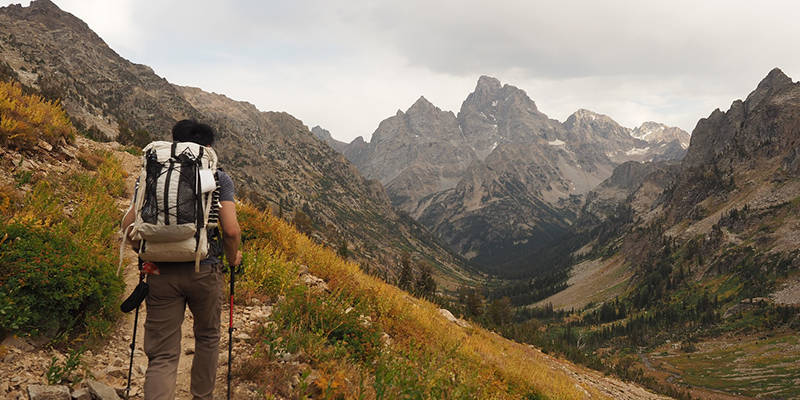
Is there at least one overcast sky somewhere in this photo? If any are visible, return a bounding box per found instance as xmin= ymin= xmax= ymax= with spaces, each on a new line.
xmin=6 ymin=0 xmax=800 ymax=143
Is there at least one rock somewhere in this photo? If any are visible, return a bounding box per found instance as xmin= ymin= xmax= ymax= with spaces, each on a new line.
xmin=185 ymin=347 xmax=195 ymax=355
xmin=27 ymin=385 xmax=70 ymax=400
xmin=71 ymin=388 xmax=91 ymax=400
xmin=99 ymin=366 xmax=128 ymax=380
xmin=279 ymin=352 xmax=293 ymax=362
xmin=121 ymin=386 xmax=141 ymax=398
xmin=86 ymin=380 xmax=121 ymax=400
xmin=300 ymin=274 xmax=330 ymax=292
xmin=438 ymin=308 xmax=462 ymax=326
xmin=22 ymin=158 xmax=39 ymax=170
xmin=234 ymin=333 xmax=251 ymax=342
xmin=60 ymin=146 xmax=76 ymax=159
xmin=1 ymin=335 xmax=34 ymax=352
xmin=37 ymin=140 xmax=53 ymax=152
xmin=439 ymin=308 xmax=469 ymax=328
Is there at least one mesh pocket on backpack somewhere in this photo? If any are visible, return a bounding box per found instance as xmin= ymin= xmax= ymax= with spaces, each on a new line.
xmin=141 ymin=155 xmax=162 ymax=224
xmin=175 ymin=159 xmax=198 ymax=225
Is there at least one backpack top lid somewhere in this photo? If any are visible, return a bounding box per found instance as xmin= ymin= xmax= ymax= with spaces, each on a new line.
xmin=142 ymin=141 xmax=218 ymax=170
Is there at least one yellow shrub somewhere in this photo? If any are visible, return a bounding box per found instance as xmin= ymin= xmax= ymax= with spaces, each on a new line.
xmin=0 ymin=80 xmax=74 ymax=151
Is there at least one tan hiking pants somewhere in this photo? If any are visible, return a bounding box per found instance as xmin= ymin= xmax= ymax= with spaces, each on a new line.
xmin=143 ymin=262 xmax=224 ymax=400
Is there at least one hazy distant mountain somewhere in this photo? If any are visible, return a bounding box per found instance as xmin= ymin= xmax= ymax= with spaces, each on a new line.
xmin=0 ymin=0 xmax=473 ymax=286
xmin=332 ymin=76 xmax=690 ymax=266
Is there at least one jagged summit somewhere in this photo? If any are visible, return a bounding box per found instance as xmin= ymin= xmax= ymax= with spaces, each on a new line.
xmin=631 ymin=121 xmax=691 ymax=149
xmin=407 ymin=95 xmax=444 ymax=116
xmin=475 ymin=75 xmax=503 ymax=92
xmin=2 ymin=0 xmax=100 ymax=43
xmin=744 ymin=67 xmax=793 ymax=112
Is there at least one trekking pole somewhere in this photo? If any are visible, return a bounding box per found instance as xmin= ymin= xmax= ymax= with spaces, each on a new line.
xmin=123 ymin=261 xmax=148 ymax=400
xmin=125 ymin=295 xmax=140 ymax=399
xmin=227 ymin=262 xmax=236 ymax=400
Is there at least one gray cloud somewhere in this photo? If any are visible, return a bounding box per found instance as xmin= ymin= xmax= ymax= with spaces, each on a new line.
xmin=6 ymin=0 xmax=800 ymax=142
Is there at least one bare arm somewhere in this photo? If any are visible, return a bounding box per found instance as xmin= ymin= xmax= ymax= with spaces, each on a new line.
xmin=219 ymin=200 xmax=242 ymax=267
xmin=121 ymin=207 xmax=140 ymax=250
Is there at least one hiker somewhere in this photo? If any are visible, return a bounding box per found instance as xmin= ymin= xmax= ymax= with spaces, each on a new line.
xmin=122 ymin=119 xmax=242 ymax=400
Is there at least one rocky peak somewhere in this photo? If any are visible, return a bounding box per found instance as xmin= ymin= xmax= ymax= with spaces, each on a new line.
xmin=370 ymin=96 xmax=459 ymax=146
xmin=3 ymin=0 xmax=100 ymax=43
xmin=406 ymin=95 xmax=448 ymax=121
xmin=744 ymin=67 xmax=793 ymax=113
xmin=475 ymin=75 xmax=503 ymax=94
xmin=674 ymin=68 xmax=800 ymax=220
xmin=311 ymin=125 xmax=333 ymax=142
xmin=684 ymin=69 xmax=799 ymax=171
xmin=564 ymin=109 xmax=630 ymax=141
xmin=457 ymin=76 xmax=554 ymax=153
xmin=631 ymin=121 xmax=691 ymax=149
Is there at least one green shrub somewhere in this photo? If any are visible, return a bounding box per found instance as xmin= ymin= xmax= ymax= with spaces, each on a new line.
xmin=0 ymin=288 xmax=32 ymax=334
xmin=0 ymin=222 xmax=123 ymax=338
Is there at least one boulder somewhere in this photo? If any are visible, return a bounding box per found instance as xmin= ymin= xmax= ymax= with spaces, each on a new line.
xmin=27 ymin=385 xmax=70 ymax=400
xmin=86 ymin=380 xmax=120 ymax=400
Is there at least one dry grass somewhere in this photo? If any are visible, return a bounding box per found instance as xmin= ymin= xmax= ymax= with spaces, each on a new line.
xmin=237 ymin=202 xmax=611 ymax=399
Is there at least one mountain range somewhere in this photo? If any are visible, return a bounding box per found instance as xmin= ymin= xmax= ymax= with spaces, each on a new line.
xmin=317 ymin=77 xmax=689 ymax=266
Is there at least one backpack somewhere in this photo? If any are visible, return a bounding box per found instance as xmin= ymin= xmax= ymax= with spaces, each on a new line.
xmin=119 ymin=141 xmax=219 ymax=273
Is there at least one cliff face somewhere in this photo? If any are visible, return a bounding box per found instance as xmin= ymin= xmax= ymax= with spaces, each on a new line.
xmin=669 ymin=68 xmax=800 ymax=224
xmin=583 ymin=67 xmax=800 ymax=287
xmin=0 ymin=0 xmax=473 ymax=286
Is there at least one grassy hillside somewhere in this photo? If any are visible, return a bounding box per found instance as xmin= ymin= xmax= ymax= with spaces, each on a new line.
xmin=231 ymin=201 xmax=612 ymax=399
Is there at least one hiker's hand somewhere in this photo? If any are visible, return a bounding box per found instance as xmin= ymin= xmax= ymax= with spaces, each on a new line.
xmin=229 ymin=250 xmax=242 ymax=270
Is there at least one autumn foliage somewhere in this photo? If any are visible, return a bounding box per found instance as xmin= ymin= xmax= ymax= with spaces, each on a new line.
xmin=0 ymin=80 xmax=74 ymax=151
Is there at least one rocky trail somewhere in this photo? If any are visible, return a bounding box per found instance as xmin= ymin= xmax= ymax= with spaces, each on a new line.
xmin=0 ymin=251 xmax=276 ymax=400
